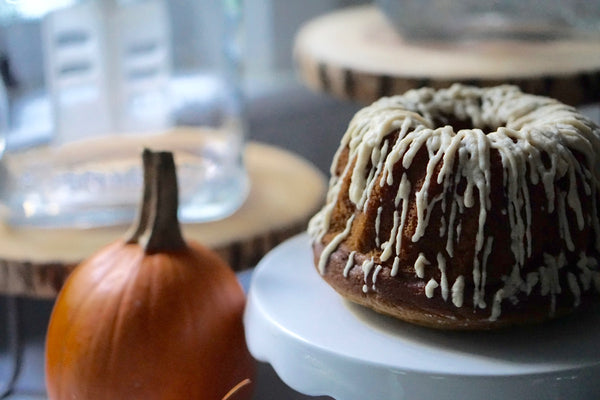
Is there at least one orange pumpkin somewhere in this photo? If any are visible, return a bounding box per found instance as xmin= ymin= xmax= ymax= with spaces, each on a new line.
xmin=45 ymin=150 xmax=255 ymax=400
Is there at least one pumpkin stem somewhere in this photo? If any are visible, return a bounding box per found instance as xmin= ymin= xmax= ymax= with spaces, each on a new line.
xmin=125 ymin=149 xmax=187 ymax=254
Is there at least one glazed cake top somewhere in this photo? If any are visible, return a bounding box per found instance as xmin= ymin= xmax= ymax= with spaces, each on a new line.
xmin=309 ymin=84 xmax=600 ymax=321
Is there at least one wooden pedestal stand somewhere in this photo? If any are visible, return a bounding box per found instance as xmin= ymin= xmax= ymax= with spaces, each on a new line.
xmin=295 ymin=5 xmax=600 ymax=106
xmin=0 ymin=142 xmax=326 ymax=299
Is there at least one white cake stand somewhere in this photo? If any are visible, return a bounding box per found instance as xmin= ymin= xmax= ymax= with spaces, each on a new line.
xmin=244 ymin=234 xmax=600 ymax=400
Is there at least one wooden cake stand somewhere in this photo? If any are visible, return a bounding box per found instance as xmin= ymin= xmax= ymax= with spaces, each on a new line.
xmin=0 ymin=142 xmax=326 ymax=299
xmin=294 ymin=5 xmax=600 ymax=106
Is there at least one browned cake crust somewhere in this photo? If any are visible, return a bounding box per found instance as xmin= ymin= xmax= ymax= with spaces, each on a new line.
xmin=309 ymin=84 xmax=600 ymax=330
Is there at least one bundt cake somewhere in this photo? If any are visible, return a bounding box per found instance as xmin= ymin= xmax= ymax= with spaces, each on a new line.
xmin=308 ymin=84 xmax=600 ymax=330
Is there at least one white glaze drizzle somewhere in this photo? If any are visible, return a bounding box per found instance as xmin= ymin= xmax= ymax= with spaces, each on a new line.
xmin=490 ymin=289 xmax=504 ymax=321
xmin=567 ymin=272 xmax=581 ymax=308
xmin=414 ymin=253 xmax=430 ymax=278
xmin=316 ymin=215 xmax=355 ymax=275
xmin=380 ymin=210 xmax=399 ymax=262
xmin=577 ymin=251 xmax=597 ymax=291
xmin=343 ymin=251 xmax=356 ymax=278
xmin=425 ymin=279 xmax=439 ymax=298
xmin=395 ymin=174 xmax=411 ymax=258
xmin=309 ymin=84 xmax=600 ymax=321
xmin=372 ymin=265 xmax=383 ymax=291
xmin=391 ymin=256 xmax=400 ymax=277
xmin=361 ymin=258 xmax=375 ymax=293
xmin=437 ymin=253 xmax=449 ymax=301
xmin=452 ymin=276 xmax=465 ymax=307
xmin=525 ymin=272 xmax=539 ymax=295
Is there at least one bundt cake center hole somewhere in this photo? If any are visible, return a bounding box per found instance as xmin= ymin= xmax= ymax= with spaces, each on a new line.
xmin=433 ymin=113 xmax=498 ymax=134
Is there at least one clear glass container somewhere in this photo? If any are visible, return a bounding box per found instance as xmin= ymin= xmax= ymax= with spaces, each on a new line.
xmin=0 ymin=0 xmax=248 ymax=227
xmin=376 ymin=0 xmax=600 ymax=41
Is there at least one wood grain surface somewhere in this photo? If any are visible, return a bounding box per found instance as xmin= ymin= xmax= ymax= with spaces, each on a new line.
xmin=0 ymin=142 xmax=326 ymax=298
xmin=295 ymin=5 xmax=600 ymax=106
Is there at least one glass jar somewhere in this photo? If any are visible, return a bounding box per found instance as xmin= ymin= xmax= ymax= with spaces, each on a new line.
xmin=0 ymin=0 xmax=248 ymax=227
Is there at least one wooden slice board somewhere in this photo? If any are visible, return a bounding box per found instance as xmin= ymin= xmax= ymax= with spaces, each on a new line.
xmin=0 ymin=142 xmax=327 ymax=299
xmin=294 ymin=5 xmax=600 ymax=105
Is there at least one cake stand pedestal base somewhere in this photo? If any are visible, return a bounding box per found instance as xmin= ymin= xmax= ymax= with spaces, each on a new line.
xmin=245 ymin=234 xmax=600 ymax=400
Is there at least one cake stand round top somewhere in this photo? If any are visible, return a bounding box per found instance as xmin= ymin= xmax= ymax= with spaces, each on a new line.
xmin=0 ymin=141 xmax=326 ymax=298
xmin=244 ymin=234 xmax=600 ymax=400
xmin=294 ymin=5 xmax=600 ymax=106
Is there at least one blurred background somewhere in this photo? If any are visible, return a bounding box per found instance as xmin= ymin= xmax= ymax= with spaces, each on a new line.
xmin=0 ymin=0 xmax=599 ymax=399
xmin=0 ymin=0 xmax=367 ymax=172
xmin=0 ymin=1 xmax=366 ymax=399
